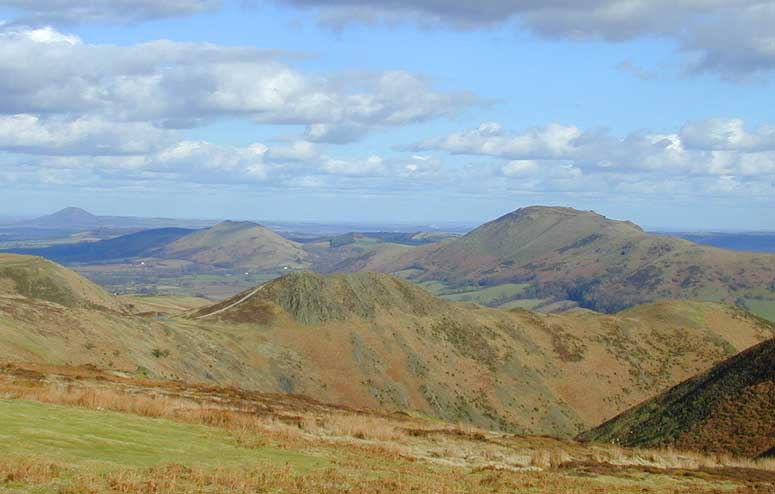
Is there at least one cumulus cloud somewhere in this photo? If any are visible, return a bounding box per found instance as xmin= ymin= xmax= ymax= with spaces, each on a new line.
xmin=680 ymin=118 xmax=775 ymax=152
xmin=0 ymin=0 xmax=219 ymax=25
xmin=320 ymin=155 xmax=386 ymax=176
xmin=274 ymin=0 xmax=775 ymax=77
xmin=0 ymin=114 xmax=175 ymax=155
xmin=412 ymin=118 xmax=775 ymax=178
xmin=0 ymin=27 xmax=478 ymax=143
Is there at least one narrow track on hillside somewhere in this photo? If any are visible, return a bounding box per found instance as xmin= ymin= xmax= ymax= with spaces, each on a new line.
xmin=196 ymin=284 xmax=266 ymax=319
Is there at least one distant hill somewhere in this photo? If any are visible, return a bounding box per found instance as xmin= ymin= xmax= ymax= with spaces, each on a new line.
xmin=3 ymin=221 xmax=312 ymax=271
xmin=15 ymin=207 xmax=216 ymax=231
xmin=580 ymin=335 xmax=775 ymax=458
xmin=0 ymin=253 xmax=124 ymax=311
xmin=26 ymin=207 xmax=100 ymax=229
xmin=6 ymin=228 xmax=195 ymax=263
xmin=374 ymin=206 xmax=775 ymax=318
xmin=161 ymin=220 xmax=311 ymax=269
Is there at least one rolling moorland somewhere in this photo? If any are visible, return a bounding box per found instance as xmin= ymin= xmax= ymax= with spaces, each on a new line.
xmin=5 ymin=206 xmax=775 ymax=323
xmin=2 ymin=253 xmax=775 ymax=438
xmin=4 ymin=362 xmax=775 ymax=494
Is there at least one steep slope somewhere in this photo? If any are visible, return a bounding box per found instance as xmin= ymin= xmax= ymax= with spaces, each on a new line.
xmin=379 ymin=206 xmax=775 ymax=316
xmin=579 ymin=335 xmax=775 ymax=458
xmin=162 ymin=220 xmax=311 ymax=269
xmin=6 ymin=227 xmax=194 ymax=263
xmin=0 ymin=253 xmax=123 ymax=311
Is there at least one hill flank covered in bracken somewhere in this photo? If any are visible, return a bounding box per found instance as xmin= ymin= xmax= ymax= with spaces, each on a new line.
xmin=579 ymin=334 xmax=775 ymax=458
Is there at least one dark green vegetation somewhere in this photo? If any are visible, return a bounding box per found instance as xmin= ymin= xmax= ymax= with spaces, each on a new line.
xmin=580 ymin=335 xmax=775 ymax=458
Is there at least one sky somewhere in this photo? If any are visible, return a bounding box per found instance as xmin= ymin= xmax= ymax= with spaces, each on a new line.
xmin=0 ymin=1 xmax=774 ymax=229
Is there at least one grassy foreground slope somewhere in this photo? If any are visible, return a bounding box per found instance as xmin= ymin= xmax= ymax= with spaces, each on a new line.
xmin=1 ymin=363 xmax=774 ymax=494
xmin=580 ymin=338 xmax=775 ymax=458
xmin=375 ymin=206 xmax=775 ymax=319
xmin=2 ymin=254 xmax=775 ymax=438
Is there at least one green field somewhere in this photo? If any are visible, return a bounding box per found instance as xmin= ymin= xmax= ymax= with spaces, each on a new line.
xmin=0 ymin=400 xmax=323 ymax=471
xmin=437 ymin=283 xmax=529 ymax=305
xmin=498 ymin=298 xmax=550 ymax=310
xmin=743 ymin=298 xmax=775 ymax=322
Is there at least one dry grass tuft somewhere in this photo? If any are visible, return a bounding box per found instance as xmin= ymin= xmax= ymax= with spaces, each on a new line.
xmin=529 ymin=448 xmax=572 ymax=469
xmin=0 ymin=458 xmax=62 ymax=485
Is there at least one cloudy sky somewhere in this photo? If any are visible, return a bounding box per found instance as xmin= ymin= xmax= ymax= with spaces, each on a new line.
xmin=0 ymin=1 xmax=773 ymax=228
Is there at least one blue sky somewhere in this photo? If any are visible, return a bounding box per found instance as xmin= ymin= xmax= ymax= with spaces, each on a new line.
xmin=0 ymin=1 xmax=774 ymax=229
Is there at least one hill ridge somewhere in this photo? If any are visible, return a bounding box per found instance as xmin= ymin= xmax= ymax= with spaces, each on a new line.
xmin=193 ymin=270 xmax=442 ymax=324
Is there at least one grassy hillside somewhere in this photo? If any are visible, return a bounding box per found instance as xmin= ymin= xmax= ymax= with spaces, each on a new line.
xmin=0 ymin=253 xmax=123 ymax=311
xmin=4 ymin=259 xmax=773 ymax=437
xmin=375 ymin=206 xmax=775 ymax=320
xmin=193 ymin=271 xmax=442 ymax=324
xmin=162 ymin=220 xmax=311 ymax=269
xmin=579 ymin=337 xmax=775 ymax=458
xmin=1 ymin=362 xmax=773 ymax=494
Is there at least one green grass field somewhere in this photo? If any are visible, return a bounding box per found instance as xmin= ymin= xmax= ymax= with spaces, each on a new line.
xmin=0 ymin=400 xmax=324 ymax=471
xmin=498 ymin=298 xmax=551 ymax=310
xmin=744 ymin=298 xmax=775 ymax=322
xmin=437 ymin=283 xmax=529 ymax=305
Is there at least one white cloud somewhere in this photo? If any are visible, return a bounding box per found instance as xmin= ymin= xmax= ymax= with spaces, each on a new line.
xmin=0 ymin=27 xmax=478 ymax=143
xmin=501 ymin=160 xmax=540 ymax=177
xmin=680 ymin=118 xmax=775 ymax=152
xmin=0 ymin=114 xmax=175 ymax=155
xmin=320 ymin=155 xmax=386 ymax=176
xmin=413 ymin=118 xmax=775 ymax=178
